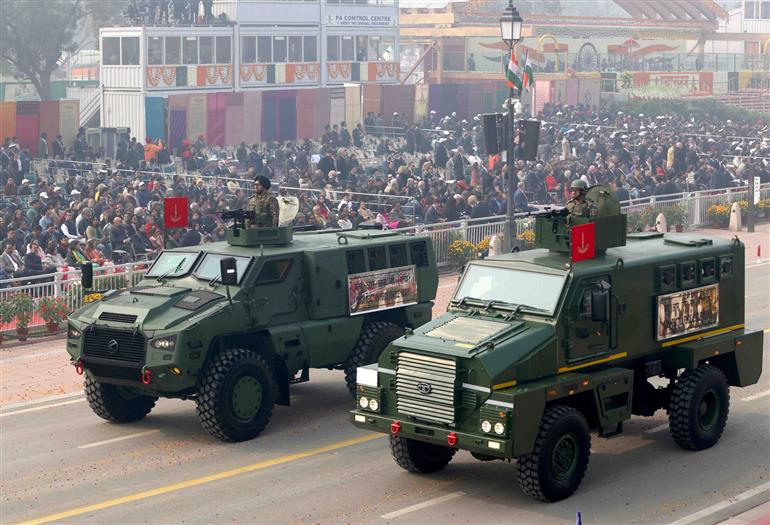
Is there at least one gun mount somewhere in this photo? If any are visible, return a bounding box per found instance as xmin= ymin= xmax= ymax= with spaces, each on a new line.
xmin=222 ymin=209 xmax=293 ymax=247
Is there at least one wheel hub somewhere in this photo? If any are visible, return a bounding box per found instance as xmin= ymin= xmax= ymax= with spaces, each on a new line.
xmin=698 ymin=389 xmax=720 ymax=431
xmin=551 ymin=433 xmax=579 ymax=481
xmin=231 ymin=376 xmax=262 ymax=420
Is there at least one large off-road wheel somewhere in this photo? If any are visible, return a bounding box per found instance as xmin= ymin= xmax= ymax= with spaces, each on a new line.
xmin=85 ymin=374 xmax=157 ymax=423
xmin=343 ymin=322 xmax=405 ymax=395
xmin=390 ymin=435 xmax=456 ymax=474
xmin=196 ymin=348 xmax=275 ymax=442
xmin=516 ymin=405 xmax=591 ymax=502
xmin=668 ymin=365 xmax=729 ymax=451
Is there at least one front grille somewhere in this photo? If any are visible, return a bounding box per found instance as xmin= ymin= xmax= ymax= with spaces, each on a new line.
xmin=396 ymin=351 xmax=456 ymax=424
xmin=99 ymin=312 xmax=138 ymax=323
xmin=83 ymin=327 xmax=146 ymax=363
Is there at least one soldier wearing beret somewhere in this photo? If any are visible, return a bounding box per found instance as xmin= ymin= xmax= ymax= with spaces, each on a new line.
xmin=247 ymin=175 xmax=280 ymax=228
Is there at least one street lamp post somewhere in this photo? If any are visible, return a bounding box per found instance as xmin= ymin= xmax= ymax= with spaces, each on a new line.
xmin=500 ymin=0 xmax=523 ymax=251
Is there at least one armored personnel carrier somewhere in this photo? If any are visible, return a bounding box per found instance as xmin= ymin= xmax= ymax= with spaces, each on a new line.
xmin=351 ymin=186 xmax=763 ymax=501
xmin=66 ymin=212 xmax=438 ymax=442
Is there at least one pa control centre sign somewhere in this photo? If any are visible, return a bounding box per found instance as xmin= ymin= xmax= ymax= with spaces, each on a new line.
xmin=326 ymin=14 xmax=396 ymax=27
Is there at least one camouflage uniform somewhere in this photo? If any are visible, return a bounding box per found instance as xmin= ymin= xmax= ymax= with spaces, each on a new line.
xmin=247 ymin=191 xmax=280 ymax=228
xmin=566 ymin=198 xmax=595 ymax=218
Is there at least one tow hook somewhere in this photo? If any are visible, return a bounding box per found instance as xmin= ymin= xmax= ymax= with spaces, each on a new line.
xmin=74 ymin=360 xmax=84 ymax=375
xmin=140 ymin=368 xmax=152 ymax=385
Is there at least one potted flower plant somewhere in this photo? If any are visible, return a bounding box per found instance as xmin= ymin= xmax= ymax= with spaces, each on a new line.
xmin=663 ymin=204 xmax=687 ymax=232
xmin=38 ymin=297 xmax=69 ymax=333
xmin=448 ymin=239 xmax=477 ymax=269
xmin=513 ymin=228 xmax=536 ymax=252
xmin=0 ymin=302 xmax=13 ymax=346
xmin=11 ymin=293 xmax=34 ymax=341
xmin=706 ymin=204 xmax=730 ymax=228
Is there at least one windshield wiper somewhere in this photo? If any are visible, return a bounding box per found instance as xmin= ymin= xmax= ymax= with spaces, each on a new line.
xmin=451 ymin=296 xmax=491 ymax=308
xmin=208 ymin=274 xmax=220 ymax=288
xmin=157 ymin=257 xmax=187 ymax=285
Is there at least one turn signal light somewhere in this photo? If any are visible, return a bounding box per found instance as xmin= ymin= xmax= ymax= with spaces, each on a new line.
xmin=447 ymin=432 xmax=458 ymax=447
xmin=170 ymin=367 xmax=181 ymax=375
xmin=390 ymin=421 xmax=401 ymax=435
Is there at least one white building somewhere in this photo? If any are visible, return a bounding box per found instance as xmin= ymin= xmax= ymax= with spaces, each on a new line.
xmin=99 ymin=0 xmax=400 ymax=142
xmin=705 ymin=0 xmax=770 ymax=54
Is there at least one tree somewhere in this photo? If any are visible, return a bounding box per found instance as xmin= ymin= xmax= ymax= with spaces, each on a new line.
xmin=85 ymin=0 xmax=130 ymax=43
xmin=0 ymin=0 xmax=83 ymax=100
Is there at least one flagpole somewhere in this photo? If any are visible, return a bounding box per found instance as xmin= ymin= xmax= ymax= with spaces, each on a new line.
xmin=505 ymin=48 xmax=517 ymax=252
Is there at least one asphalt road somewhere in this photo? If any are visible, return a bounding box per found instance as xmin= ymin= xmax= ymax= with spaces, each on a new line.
xmin=2 ymin=263 xmax=769 ymax=525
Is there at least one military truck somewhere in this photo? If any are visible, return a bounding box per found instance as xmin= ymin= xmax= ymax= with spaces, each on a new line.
xmin=351 ymin=186 xmax=763 ymax=502
xmin=66 ymin=215 xmax=438 ymax=442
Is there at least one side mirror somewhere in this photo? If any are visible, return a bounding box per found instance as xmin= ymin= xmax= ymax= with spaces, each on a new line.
xmin=81 ymin=262 xmax=94 ymax=290
xmin=591 ymin=286 xmax=609 ymax=323
xmin=220 ymin=257 xmax=238 ymax=286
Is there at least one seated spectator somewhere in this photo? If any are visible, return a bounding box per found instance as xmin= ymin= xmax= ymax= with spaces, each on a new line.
xmin=84 ymin=239 xmax=107 ymax=266
xmin=0 ymin=241 xmax=25 ymax=277
xmin=23 ymin=240 xmax=56 ymax=276
xmin=66 ymin=240 xmax=89 ymax=268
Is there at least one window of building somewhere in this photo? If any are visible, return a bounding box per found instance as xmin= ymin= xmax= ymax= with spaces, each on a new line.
xmin=216 ymin=36 xmax=231 ymax=63
xmin=341 ymin=36 xmax=354 ymax=61
xmin=273 ymin=36 xmax=287 ymax=62
xmin=381 ymin=37 xmax=395 ymax=61
xmin=746 ymin=1 xmax=758 ymax=18
xmin=257 ymin=36 xmax=272 ymax=62
xmin=121 ymin=37 xmax=140 ymax=65
xmin=762 ymin=1 xmax=770 ymax=18
xmin=368 ymin=36 xmax=381 ymax=62
xmin=356 ymin=36 xmax=368 ymax=61
xmin=199 ymin=36 xmax=213 ymax=64
xmin=288 ymin=36 xmax=303 ymax=62
xmin=148 ymin=36 xmax=163 ymax=65
xmin=183 ymin=36 xmax=198 ymax=64
xmin=102 ymin=37 xmax=121 ymax=66
xmin=241 ymin=36 xmax=256 ymax=63
xmin=327 ymin=36 xmax=339 ymax=61
xmin=165 ymin=36 xmax=181 ymax=64
xmin=303 ymin=36 xmax=317 ymax=62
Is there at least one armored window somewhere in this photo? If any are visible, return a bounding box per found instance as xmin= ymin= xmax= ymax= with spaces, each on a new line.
xmin=578 ymin=288 xmax=592 ymax=319
xmin=680 ymin=261 xmax=697 ymax=288
xmin=389 ymin=244 xmax=408 ymax=268
xmin=658 ymin=265 xmax=676 ymax=293
xmin=719 ymin=256 xmax=733 ymax=279
xmin=410 ymin=241 xmax=429 ymax=267
xmin=256 ymin=259 xmax=293 ymax=285
xmin=346 ymin=249 xmax=366 ymax=274
xmin=368 ymin=246 xmax=387 ymax=271
xmin=699 ymin=258 xmax=716 ymax=284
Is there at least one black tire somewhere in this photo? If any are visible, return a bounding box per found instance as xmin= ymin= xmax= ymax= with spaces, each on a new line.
xmin=516 ymin=405 xmax=591 ymax=502
xmin=667 ymin=365 xmax=730 ymax=451
xmin=390 ymin=435 xmax=456 ymax=474
xmin=85 ymin=375 xmax=157 ymax=423
xmin=343 ymin=322 xmax=405 ymax=395
xmin=196 ymin=348 xmax=275 ymax=442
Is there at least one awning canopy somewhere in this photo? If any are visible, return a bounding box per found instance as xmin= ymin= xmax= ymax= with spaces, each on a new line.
xmin=613 ymin=0 xmax=727 ymax=23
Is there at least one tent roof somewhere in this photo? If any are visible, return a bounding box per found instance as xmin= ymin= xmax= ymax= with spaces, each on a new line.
xmin=613 ymin=0 xmax=727 ymax=23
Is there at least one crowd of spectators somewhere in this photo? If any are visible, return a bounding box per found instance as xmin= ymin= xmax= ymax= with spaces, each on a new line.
xmin=1 ymin=101 xmax=768 ymax=283
xmin=124 ymin=0 xmax=228 ymax=26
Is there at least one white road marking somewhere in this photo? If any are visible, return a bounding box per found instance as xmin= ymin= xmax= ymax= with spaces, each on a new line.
xmin=0 ymin=391 xmax=84 ymax=411
xmin=668 ymin=481 xmax=770 ymax=525
xmin=741 ymin=390 xmax=770 ymax=402
xmin=78 ymin=430 xmax=160 ymax=449
xmin=645 ymin=423 xmax=669 ymax=434
xmin=381 ymin=492 xmax=465 ymax=520
xmin=0 ymin=398 xmax=85 ymax=418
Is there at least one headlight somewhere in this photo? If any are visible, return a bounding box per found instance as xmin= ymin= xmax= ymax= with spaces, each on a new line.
xmin=481 ymin=420 xmax=492 ymax=433
xmin=151 ymin=336 xmax=177 ymax=349
xmin=359 ymin=396 xmax=369 ymax=409
xmin=494 ymin=422 xmax=505 ymax=435
xmin=368 ymin=398 xmax=379 ymax=411
xmin=67 ymin=326 xmax=81 ymax=339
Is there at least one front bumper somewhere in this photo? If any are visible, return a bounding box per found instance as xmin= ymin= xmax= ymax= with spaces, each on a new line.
xmin=350 ymin=409 xmax=513 ymax=459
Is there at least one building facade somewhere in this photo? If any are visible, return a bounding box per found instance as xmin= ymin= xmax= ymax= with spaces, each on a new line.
xmin=100 ymin=0 xmax=399 ymax=142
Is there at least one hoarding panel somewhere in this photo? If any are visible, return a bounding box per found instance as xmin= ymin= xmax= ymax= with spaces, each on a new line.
xmin=656 ymin=284 xmax=719 ymax=342
xmin=348 ymin=265 xmax=418 ymax=316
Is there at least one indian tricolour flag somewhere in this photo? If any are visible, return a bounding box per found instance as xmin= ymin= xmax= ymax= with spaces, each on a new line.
xmin=506 ymin=52 xmax=522 ymax=90
xmin=523 ymin=51 xmax=534 ymax=90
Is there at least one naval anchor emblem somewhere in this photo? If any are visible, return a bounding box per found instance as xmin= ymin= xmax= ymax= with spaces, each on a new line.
xmin=416 ymin=382 xmax=432 ymax=395
xmin=106 ymin=339 xmax=120 ymax=355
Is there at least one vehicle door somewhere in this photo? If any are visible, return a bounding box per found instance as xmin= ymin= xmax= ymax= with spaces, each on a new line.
xmin=248 ymin=255 xmax=302 ymax=326
xmin=567 ymin=276 xmax=612 ymax=362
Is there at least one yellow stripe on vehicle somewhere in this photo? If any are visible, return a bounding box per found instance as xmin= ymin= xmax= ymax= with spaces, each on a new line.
xmin=492 ymin=379 xmax=517 ymax=391
xmin=660 ymin=324 xmax=745 ymax=348
xmin=558 ymin=352 xmax=628 ymax=374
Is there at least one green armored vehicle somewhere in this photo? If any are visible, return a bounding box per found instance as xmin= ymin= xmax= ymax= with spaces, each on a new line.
xmin=351 ymin=186 xmax=763 ymax=502
xmin=66 ymin=216 xmax=438 ymax=442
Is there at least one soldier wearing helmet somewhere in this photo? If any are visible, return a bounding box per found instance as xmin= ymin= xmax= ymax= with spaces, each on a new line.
xmin=566 ymin=179 xmax=595 ymax=219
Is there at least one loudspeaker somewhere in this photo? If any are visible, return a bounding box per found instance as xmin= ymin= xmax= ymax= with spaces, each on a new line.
xmin=482 ymin=113 xmax=503 ymax=155
xmin=520 ymin=119 xmax=541 ymax=161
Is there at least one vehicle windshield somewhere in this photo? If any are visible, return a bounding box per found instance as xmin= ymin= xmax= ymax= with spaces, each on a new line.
xmin=453 ymin=264 xmax=566 ymax=315
xmin=193 ymin=253 xmax=252 ymax=284
xmin=145 ymin=251 xmax=198 ymax=278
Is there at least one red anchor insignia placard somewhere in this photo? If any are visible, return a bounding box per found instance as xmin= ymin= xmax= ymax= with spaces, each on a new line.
xmin=164 ymin=197 xmax=189 ymax=229
xmin=570 ymin=222 xmax=595 ymax=262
